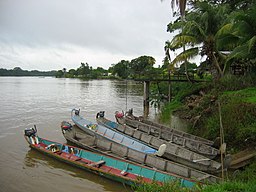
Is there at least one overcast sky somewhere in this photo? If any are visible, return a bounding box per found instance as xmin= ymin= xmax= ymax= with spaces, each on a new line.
xmin=0 ymin=0 xmax=173 ymax=71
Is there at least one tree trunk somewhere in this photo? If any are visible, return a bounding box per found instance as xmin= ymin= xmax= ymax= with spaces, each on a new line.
xmin=182 ymin=18 xmax=192 ymax=83
xmin=213 ymin=53 xmax=224 ymax=78
xmin=168 ymin=70 xmax=172 ymax=102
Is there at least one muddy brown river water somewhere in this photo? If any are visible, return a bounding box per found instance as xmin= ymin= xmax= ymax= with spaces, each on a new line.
xmin=0 ymin=77 xmax=157 ymax=192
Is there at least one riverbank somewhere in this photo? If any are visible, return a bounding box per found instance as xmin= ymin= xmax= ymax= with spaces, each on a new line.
xmin=133 ymin=167 xmax=256 ymax=191
xmin=159 ymin=75 xmax=256 ymax=151
xmin=145 ymin=74 xmax=256 ymax=191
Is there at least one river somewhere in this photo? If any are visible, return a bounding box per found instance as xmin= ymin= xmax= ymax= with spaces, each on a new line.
xmin=0 ymin=77 xmax=157 ymax=192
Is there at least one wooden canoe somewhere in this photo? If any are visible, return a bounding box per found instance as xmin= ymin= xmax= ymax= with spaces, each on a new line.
xmin=24 ymin=127 xmax=196 ymax=187
xmin=97 ymin=115 xmax=219 ymax=159
xmin=71 ymin=109 xmax=158 ymax=155
xmin=61 ymin=123 xmax=221 ymax=184
xmin=115 ymin=110 xmax=218 ymax=147
xmin=95 ymin=112 xmax=231 ymax=173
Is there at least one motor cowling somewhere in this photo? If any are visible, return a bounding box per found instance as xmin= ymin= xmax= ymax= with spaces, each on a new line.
xmin=96 ymin=111 xmax=105 ymax=118
xmin=115 ymin=111 xmax=124 ymax=118
xmin=24 ymin=127 xmax=37 ymax=137
xmin=61 ymin=121 xmax=72 ymax=131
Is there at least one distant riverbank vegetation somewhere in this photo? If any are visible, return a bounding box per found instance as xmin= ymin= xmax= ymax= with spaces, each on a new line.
xmin=0 ymin=67 xmax=56 ymax=76
xmin=55 ymin=56 xmax=165 ymax=80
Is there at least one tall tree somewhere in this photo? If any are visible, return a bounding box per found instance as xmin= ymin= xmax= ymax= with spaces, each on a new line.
xmin=163 ymin=0 xmax=194 ymax=81
xmin=162 ymin=0 xmax=187 ymax=16
xmin=130 ymin=56 xmax=155 ymax=78
xmin=218 ymin=6 xmax=256 ymax=73
xmin=167 ymin=2 xmax=231 ymax=79
xmin=78 ymin=62 xmax=90 ymax=77
xmin=112 ymin=60 xmax=130 ymax=79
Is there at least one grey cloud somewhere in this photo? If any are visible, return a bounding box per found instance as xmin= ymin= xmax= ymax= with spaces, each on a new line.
xmin=0 ymin=0 xmax=172 ymax=70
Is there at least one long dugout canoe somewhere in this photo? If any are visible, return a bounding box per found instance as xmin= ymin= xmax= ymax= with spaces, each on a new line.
xmin=98 ymin=112 xmax=219 ymax=159
xmin=96 ymin=114 xmax=230 ymax=173
xmin=115 ymin=110 xmax=220 ymax=147
xmin=61 ymin=123 xmax=221 ymax=184
xmin=72 ymin=109 xmax=230 ymax=173
xmin=24 ymin=127 xmax=194 ymax=187
xmin=71 ymin=109 xmax=158 ymax=155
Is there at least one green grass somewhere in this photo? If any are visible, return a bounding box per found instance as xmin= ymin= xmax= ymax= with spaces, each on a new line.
xmin=159 ymin=100 xmax=182 ymax=123
xmin=201 ymin=91 xmax=256 ymax=149
xmin=133 ymin=178 xmax=256 ymax=192
xmin=201 ymin=180 xmax=256 ymax=192
xmin=223 ymin=88 xmax=256 ymax=103
xmin=153 ymin=76 xmax=256 ymax=192
xmin=133 ymin=180 xmax=200 ymax=192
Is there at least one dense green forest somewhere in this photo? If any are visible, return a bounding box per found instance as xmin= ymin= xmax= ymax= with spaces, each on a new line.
xmin=0 ymin=67 xmax=56 ymax=76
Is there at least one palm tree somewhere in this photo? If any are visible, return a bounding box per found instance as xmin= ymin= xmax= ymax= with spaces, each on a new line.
xmin=162 ymin=0 xmax=193 ymax=81
xmin=218 ymin=6 xmax=256 ymax=73
xmin=167 ymin=2 xmax=231 ymax=79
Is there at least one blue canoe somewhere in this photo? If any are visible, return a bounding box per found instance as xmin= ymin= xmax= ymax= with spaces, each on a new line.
xmin=71 ymin=109 xmax=164 ymax=156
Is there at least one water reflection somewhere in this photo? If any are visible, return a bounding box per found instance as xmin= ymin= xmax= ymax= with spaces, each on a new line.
xmin=24 ymin=149 xmax=132 ymax=192
xmin=110 ymin=80 xmax=143 ymax=97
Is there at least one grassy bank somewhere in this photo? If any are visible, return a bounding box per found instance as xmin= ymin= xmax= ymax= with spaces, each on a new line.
xmin=143 ymin=74 xmax=256 ymax=191
xmin=203 ymin=87 xmax=256 ymax=150
xmin=133 ymin=179 xmax=256 ymax=192
xmin=159 ymin=75 xmax=256 ymax=151
xmin=133 ymin=157 xmax=256 ymax=192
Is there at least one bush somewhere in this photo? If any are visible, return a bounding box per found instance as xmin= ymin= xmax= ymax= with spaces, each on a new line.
xmin=200 ymin=92 xmax=256 ymax=150
xmin=216 ymin=74 xmax=256 ymax=91
xmin=160 ymin=100 xmax=182 ymax=123
xmin=133 ymin=180 xmax=199 ymax=192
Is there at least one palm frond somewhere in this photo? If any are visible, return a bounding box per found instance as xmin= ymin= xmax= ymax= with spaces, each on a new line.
xmin=248 ymin=36 xmax=256 ymax=52
xmin=216 ymin=23 xmax=233 ymax=37
xmin=171 ymin=47 xmax=199 ymax=66
xmin=167 ymin=19 xmax=184 ymax=33
xmin=170 ymin=35 xmax=197 ymax=49
xmin=183 ymin=21 xmax=206 ymax=38
xmin=215 ymin=24 xmax=240 ymax=50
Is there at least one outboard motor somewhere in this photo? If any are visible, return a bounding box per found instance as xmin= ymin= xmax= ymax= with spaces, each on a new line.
xmin=96 ymin=111 xmax=105 ymax=118
xmin=24 ymin=125 xmax=39 ymax=145
xmin=24 ymin=126 xmax=37 ymax=137
xmin=127 ymin=108 xmax=133 ymax=116
xmin=61 ymin=121 xmax=72 ymax=133
xmin=74 ymin=109 xmax=80 ymax=116
xmin=115 ymin=111 xmax=124 ymax=118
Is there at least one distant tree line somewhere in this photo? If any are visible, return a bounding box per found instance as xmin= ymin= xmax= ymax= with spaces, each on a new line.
xmin=0 ymin=67 xmax=56 ymax=76
xmin=56 ymin=55 xmax=174 ymax=80
xmin=55 ymin=62 xmax=109 ymax=79
xmin=0 ymin=55 xmax=199 ymax=80
xmin=56 ymin=55 xmax=198 ymax=80
xmin=109 ymin=56 xmax=159 ymax=79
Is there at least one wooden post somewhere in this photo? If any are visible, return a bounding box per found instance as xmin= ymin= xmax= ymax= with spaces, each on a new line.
xmin=218 ymin=101 xmax=225 ymax=182
xmin=143 ymin=80 xmax=150 ymax=117
xmin=168 ymin=70 xmax=172 ymax=102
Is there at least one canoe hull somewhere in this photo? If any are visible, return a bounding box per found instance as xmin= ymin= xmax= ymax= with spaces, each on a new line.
xmin=97 ymin=116 xmax=219 ymax=159
xmin=24 ymin=133 xmax=195 ymax=188
xmin=97 ymin=116 xmax=223 ymax=173
xmin=116 ymin=111 xmax=215 ymax=146
xmin=71 ymin=109 xmax=157 ymax=155
xmin=61 ymin=124 xmax=221 ymax=184
xmin=27 ymin=141 xmax=133 ymax=186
